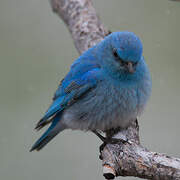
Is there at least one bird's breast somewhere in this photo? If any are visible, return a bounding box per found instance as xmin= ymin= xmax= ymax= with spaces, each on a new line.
xmin=62 ymin=78 xmax=151 ymax=131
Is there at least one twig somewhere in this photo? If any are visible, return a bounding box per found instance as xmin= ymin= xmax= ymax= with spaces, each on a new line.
xmin=49 ymin=0 xmax=180 ymax=179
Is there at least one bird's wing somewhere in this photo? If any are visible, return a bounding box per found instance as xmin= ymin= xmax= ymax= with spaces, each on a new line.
xmin=53 ymin=57 xmax=100 ymax=100
xmin=35 ymin=61 xmax=101 ymax=130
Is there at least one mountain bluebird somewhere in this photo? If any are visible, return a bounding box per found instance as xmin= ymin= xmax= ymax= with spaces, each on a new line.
xmin=30 ymin=31 xmax=152 ymax=151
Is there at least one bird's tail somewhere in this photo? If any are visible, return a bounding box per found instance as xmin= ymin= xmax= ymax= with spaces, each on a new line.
xmin=30 ymin=113 xmax=65 ymax=152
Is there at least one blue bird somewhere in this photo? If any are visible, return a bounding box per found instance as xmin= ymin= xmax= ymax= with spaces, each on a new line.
xmin=30 ymin=31 xmax=152 ymax=151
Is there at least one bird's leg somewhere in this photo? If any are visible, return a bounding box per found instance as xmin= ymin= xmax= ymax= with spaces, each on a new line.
xmin=92 ymin=128 xmax=129 ymax=160
xmin=92 ymin=129 xmax=127 ymax=160
xmin=92 ymin=130 xmax=107 ymax=160
xmin=93 ymin=128 xmax=128 ymax=144
xmin=92 ymin=130 xmax=107 ymax=142
xmin=92 ymin=130 xmax=107 ymax=150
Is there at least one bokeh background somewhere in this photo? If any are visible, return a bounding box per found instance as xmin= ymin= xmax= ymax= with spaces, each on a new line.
xmin=0 ymin=0 xmax=180 ymax=180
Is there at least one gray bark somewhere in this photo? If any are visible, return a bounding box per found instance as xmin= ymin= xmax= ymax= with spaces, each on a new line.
xmin=49 ymin=0 xmax=108 ymax=54
xmin=49 ymin=0 xmax=180 ymax=179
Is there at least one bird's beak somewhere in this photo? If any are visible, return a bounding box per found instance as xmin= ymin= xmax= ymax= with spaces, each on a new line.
xmin=127 ymin=62 xmax=135 ymax=73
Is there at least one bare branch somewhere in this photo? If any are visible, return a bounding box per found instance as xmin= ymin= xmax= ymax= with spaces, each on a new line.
xmin=49 ymin=0 xmax=180 ymax=179
xmin=49 ymin=0 xmax=108 ymax=54
xmin=102 ymin=120 xmax=180 ymax=180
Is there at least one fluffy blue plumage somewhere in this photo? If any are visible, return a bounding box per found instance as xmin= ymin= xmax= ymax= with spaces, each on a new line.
xmin=30 ymin=31 xmax=152 ymax=151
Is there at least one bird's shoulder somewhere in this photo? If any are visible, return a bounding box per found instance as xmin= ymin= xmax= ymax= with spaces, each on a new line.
xmin=53 ymin=51 xmax=102 ymax=100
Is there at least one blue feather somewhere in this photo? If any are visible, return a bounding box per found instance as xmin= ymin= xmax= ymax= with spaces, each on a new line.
xmin=30 ymin=113 xmax=65 ymax=151
xmin=31 ymin=31 xmax=152 ymax=151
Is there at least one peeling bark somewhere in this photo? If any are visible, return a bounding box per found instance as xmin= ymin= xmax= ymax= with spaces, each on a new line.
xmin=49 ymin=0 xmax=180 ymax=179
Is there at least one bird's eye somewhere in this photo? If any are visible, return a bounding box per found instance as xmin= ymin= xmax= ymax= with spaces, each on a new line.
xmin=113 ymin=48 xmax=125 ymax=65
xmin=113 ymin=48 xmax=118 ymax=58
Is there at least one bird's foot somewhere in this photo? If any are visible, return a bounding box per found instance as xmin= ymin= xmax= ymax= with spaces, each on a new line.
xmin=92 ymin=130 xmax=128 ymax=160
xmin=92 ymin=130 xmax=128 ymax=144
xmin=98 ymin=137 xmax=128 ymax=160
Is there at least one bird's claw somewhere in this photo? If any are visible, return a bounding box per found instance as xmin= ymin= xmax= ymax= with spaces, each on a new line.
xmin=99 ymin=142 xmax=107 ymax=160
xmin=92 ymin=130 xmax=129 ymax=160
xmin=98 ymin=138 xmax=129 ymax=160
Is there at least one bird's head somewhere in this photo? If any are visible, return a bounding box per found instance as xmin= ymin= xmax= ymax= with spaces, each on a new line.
xmin=98 ymin=31 xmax=143 ymax=78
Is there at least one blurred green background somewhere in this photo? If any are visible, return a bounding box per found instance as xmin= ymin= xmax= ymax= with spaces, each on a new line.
xmin=0 ymin=0 xmax=180 ymax=180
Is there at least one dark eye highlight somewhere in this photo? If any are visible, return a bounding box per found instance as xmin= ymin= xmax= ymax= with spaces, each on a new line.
xmin=113 ymin=48 xmax=118 ymax=58
xmin=112 ymin=48 xmax=125 ymax=65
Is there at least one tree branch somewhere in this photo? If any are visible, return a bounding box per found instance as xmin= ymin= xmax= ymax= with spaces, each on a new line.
xmin=101 ymin=120 xmax=180 ymax=180
xmin=49 ymin=0 xmax=108 ymax=54
xmin=49 ymin=0 xmax=180 ymax=179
